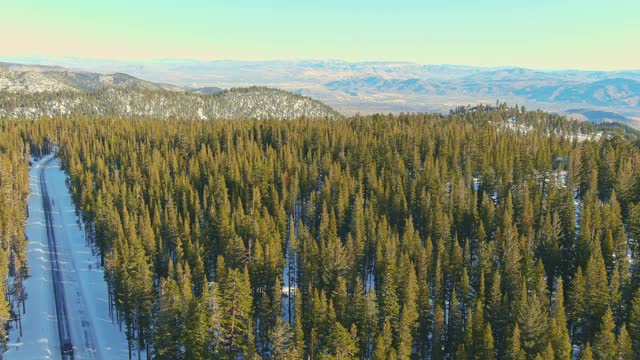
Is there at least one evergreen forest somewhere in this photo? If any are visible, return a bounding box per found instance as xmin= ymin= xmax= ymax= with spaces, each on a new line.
xmin=2 ymin=107 xmax=640 ymax=359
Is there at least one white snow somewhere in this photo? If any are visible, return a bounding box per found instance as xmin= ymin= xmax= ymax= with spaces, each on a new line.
xmin=556 ymin=170 xmax=568 ymax=188
xmin=281 ymin=245 xmax=297 ymax=325
xmin=5 ymin=155 xmax=58 ymax=359
xmin=5 ymin=156 xmax=132 ymax=359
xmin=281 ymin=201 xmax=301 ymax=324
xmin=365 ymin=267 xmax=375 ymax=294
xmin=197 ymin=108 xmax=208 ymax=120
xmin=493 ymin=118 xmax=534 ymax=134
xmin=472 ymin=177 xmax=480 ymax=192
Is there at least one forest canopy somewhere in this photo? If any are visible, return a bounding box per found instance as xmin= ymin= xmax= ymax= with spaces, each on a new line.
xmin=2 ymin=107 xmax=640 ymax=359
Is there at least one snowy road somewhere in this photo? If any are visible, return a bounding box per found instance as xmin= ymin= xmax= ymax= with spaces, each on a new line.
xmin=5 ymin=156 xmax=131 ymax=359
xmin=40 ymin=156 xmax=74 ymax=358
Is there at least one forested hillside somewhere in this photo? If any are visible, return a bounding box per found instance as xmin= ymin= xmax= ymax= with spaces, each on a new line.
xmin=0 ymin=87 xmax=342 ymax=120
xmin=3 ymin=108 xmax=640 ymax=359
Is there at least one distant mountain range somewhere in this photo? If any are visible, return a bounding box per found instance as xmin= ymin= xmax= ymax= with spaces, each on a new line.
xmin=322 ymin=69 xmax=640 ymax=126
xmin=0 ymin=63 xmax=341 ymax=120
xmin=0 ymin=62 xmax=190 ymax=93
xmin=514 ymin=78 xmax=640 ymax=108
xmin=1 ymin=57 xmax=638 ymax=127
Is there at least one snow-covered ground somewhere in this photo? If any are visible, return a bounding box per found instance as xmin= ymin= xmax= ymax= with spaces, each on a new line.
xmin=281 ymin=201 xmax=301 ymax=324
xmin=5 ymin=156 xmax=131 ymax=359
xmin=5 ymin=155 xmax=58 ymax=359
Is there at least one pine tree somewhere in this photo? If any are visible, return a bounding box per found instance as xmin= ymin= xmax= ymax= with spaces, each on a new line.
xmin=269 ymin=317 xmax=293 ymax=360
xmin=154 ymin=277 xmax=184 ymax=359
xmin=130 ymin=229 xmax=155 ymax=357
xmin=477 ymin=323 xmax=496 ymax=360
xmin=609 ymin=265 xmax=623 ymax=325
xmin=617 ymin=324 xmax=633 ymax=360
xmin=379 ymin=272 xmax=400 ymax=336
xmin=455 ymin=344 xmax=468 ymax=360
xmin=569 ymin=267 xmax=587 ymax=333
xmin=630 ymin=204 xmax=640 ymax=243
xmin=415 ymin=245 xmax=432 ymax=358
xmin=0 ymin=248 xmax=11 ymax=350
xmin=502 ymin=223 xmax=522 ymax=299
xmin=585 ymin=247 xmax=609 ymax=340
xmin=550 ymin=278 xmax=572 ymax=360
xmin=581 ymin=343 xmax=594 ymax=360
xmin=541 ymin=343 xmax=555 ymax=360
xmin=325 ymin=321 xmax=358 ymax=359
xmin=446 ymin=288 xmax=463 ymax=355
xmin=293 ymin=290 xmax=305 ymax=356
xmin=219 ymin=266 xmax=254 ymax=357
xmin=432 ymin=303 xmax=445 ymax=360
xmin=462 ymin=305 xmax=474 ymax=358
xmin=629 ymin=289 xmax=640 ymax=358
xmin=373 ymin=320 xmax=393 ymax=360
xmin=332 ymin=276 xmax=348 ymax=325
xmin=505 ymin=324 xmax=526 ymax=360
xmin=183 ymin=295 xmax=211 ymax=360
xmin=517 ymin=286 xmax=548 ymax=357
xmin=609 ymin=193 xmax=627 ymax=265
xmin=486 ymin=269 xmax=504 ymax=342
xmin=593 ymin=308 xmax=616 ymax=360
xmin=471 ymin=293 xmax=486 ymax=359
xmin=539 ymin=211 xmax=562 ymax=280
xmin=397 ymin=264 xmax=418 ymax=359
xmin=350 ymin=188 xmax=366 ymax=277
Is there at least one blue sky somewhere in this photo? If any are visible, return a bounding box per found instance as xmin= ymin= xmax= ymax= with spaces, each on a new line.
xmin=2 ymin=0 xmax=638 ymax=70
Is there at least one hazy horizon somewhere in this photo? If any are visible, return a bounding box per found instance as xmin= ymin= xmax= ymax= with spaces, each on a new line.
xmin=2 ymin=55 xmax=640 ymax=74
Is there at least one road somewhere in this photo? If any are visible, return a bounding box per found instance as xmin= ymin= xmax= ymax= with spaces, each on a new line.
xmin=40 ymin=157 xmax=101 ymax=360
xmin=40 ymin=157 xmax=74 ymax=359
xmin=6 ymin=156 xmax=131 ymax=359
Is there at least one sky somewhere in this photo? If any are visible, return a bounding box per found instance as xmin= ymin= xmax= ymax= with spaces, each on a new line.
xmin=2 ymin=0 xmax=639 ymax=70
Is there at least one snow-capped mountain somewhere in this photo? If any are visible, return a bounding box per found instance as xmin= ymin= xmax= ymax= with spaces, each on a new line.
xmin=0 ymin=62 xmax=184 ymax=93
xmin=0 ymin=63 xmax=341 ymax=120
